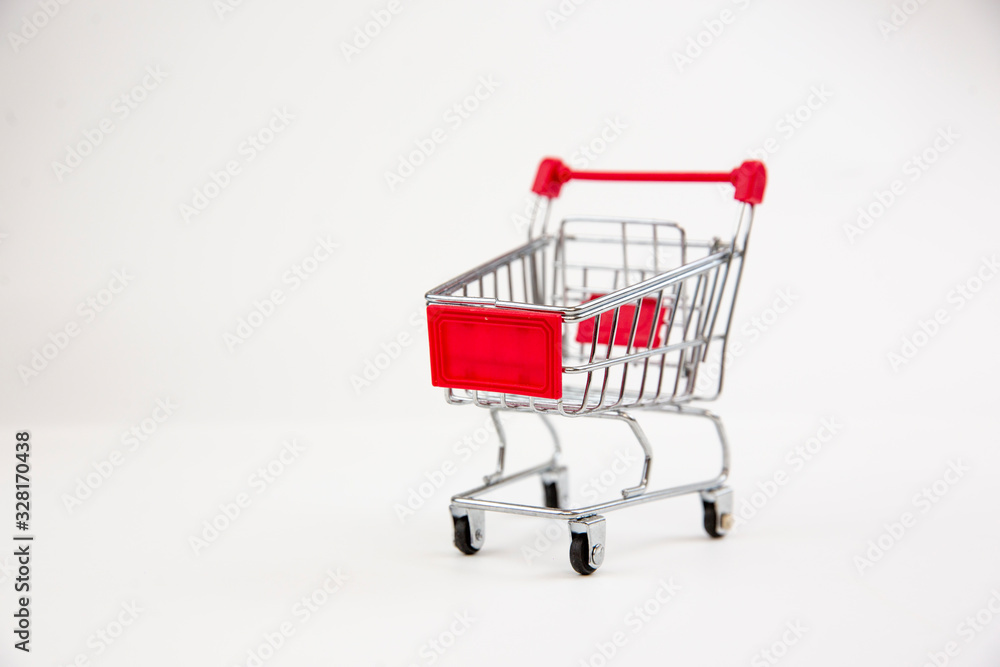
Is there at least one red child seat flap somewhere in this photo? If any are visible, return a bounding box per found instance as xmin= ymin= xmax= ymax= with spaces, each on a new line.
xmin=574 ymin=295 xmax=670 ymax=348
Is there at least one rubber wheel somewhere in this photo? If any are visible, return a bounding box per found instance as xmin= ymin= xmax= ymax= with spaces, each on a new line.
xmin=543 ymin=481 xmax=561 ymax=509
xmin=569 ymin=532 xmax=596 ymax=575
xmin=702 ymin=500 xmax=725 ymax=538
xmin=453 ymin=515 xmax=480 ymax=555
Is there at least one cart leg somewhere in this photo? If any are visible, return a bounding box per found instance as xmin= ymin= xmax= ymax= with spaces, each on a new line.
xmin=483 ymin=409 xmax=507 ymax=485
xmin=595 ymin=411 xmax=652 ymax=499
xmin=652 ymin=405 xmax=733 ymax=536
xmin=484 ymin=410 xmax=563 ymax=486
xmin=538 ymin=412 xmax=563 ymax=461
xmin=538 ymin=414 xmax=566 ymax=507
xmin=568 ymin=515 xmax=606 ymax=575
xmin=668 ymin=405 xmax=731 ymax=482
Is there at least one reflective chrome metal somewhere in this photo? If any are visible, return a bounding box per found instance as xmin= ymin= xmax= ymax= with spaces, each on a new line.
xmin=569 ymin=515 xmax=606 ymax=568
xmin=450 ymin=405 xmax=731 ymax=520
xmin=484 ymin=408 xmax=506 ymax=484
xmin=430 ymin=190 xmax=757 ymax=570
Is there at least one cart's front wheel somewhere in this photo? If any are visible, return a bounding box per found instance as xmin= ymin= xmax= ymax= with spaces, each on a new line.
xmin=568 ymin=515 xmax=606 ymax=575
xmin=451 ymin=508 xmax=485 ymax=555
xmin=569 ymin=532 xmax=597 ymax=575
xmin=452 ymin=515 xmax=479 ymax=555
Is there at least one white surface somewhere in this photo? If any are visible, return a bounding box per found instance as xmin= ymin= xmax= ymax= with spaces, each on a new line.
xmin=1 ymin=1 xmax=999 ymax=665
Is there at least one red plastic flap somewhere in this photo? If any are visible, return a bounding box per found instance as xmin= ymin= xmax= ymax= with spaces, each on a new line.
xmin=427 ymin=305 xmax=563 ymax=399
xmin=575 ymin=295 xmax=669 ymax=348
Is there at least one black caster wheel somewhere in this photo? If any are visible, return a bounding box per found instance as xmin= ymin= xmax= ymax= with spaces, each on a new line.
xmin=452 ymin=514 xmax=481 ymax=555
xmin=569 ymin=532 xmax=597 ymax=575
xmin=702 ymin=500 xmax=723 ymax=538
xmin=701 ymin=487 xmax=734 ymax=539
xmin=543 ymin=480 xmax=561 ymax=509
xmin=568 ymin=516 xmax=606 ymax=575
xmin=542 ymin=467 xmax=568 ymax=509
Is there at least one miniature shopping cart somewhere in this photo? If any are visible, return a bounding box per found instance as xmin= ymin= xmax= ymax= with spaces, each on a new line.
xmin=425 ymin=157 xmax=766 ymax=574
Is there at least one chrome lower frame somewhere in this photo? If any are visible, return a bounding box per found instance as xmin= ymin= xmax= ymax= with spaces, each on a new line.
xmin=449 ymin=404 xmax=730 ymax=523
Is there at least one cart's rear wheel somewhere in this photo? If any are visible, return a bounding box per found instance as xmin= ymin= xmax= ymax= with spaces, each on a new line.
xmin=569 ymin=532 xmax=597 ymax=575
xmin=452 ymin=515 xmax=480 ymax=555
xmin=543 ymin=480 xmax=561 ymax=509
xmin=701 ymin=487 xmax=734 ymax=538
xmin=542 ymin=467 xmax=568 ymax=509
xmin=702 ymin=501 xmax=723 ymax=538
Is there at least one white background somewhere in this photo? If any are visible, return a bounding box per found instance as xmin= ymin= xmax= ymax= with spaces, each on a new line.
xmin=2 ymin=1 xmax=999 ymax=665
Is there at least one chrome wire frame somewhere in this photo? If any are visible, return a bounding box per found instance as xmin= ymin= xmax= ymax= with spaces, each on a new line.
xmin=450 ymin=404 xmax=730 ymax=521
xmin=426 ymin=203 xmax=755 ymax=415
xmin=430 ymin=197 xmax=754 ymax=533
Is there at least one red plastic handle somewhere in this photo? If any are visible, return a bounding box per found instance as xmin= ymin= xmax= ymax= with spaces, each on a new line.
xmin=531 ymin=158 xmax=767 ymax=204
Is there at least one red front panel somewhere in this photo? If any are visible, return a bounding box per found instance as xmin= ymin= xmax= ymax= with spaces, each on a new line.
xmin=427 ymin=305 xmax=563 ymax=399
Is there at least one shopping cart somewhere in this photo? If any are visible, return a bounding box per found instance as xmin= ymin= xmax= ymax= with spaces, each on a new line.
xmin=425 ymin=157 xmax=766 ymax=574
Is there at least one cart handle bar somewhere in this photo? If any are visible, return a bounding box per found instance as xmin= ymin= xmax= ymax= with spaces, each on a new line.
xmin=531 ymin=158 xmax=766 ymax=204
